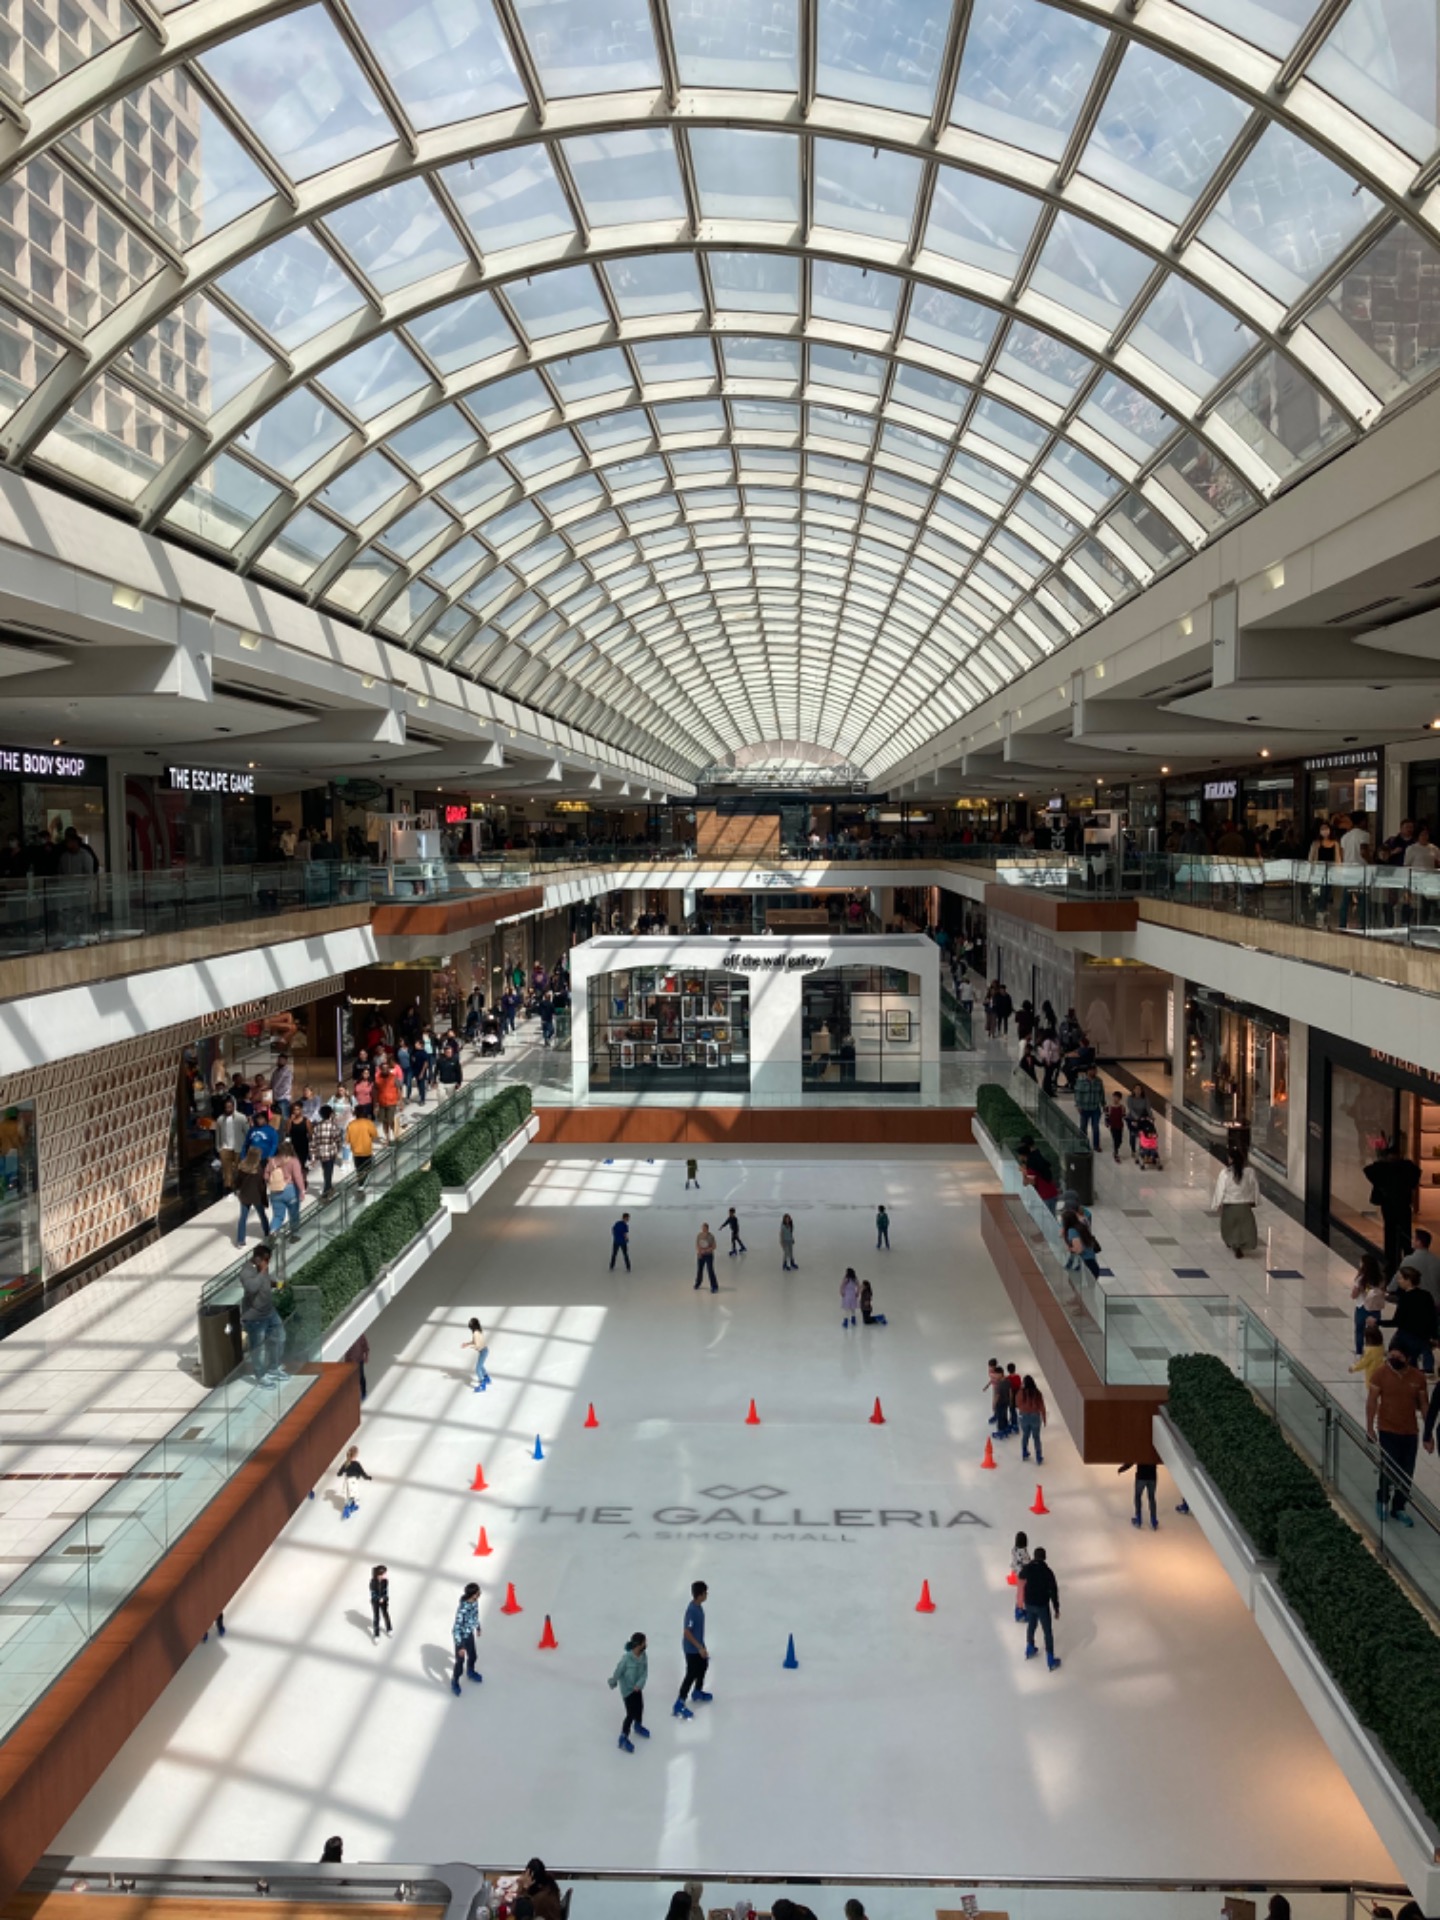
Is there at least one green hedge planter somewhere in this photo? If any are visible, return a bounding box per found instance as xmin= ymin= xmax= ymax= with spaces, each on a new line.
xmin=432 ymin=1084 xmax=533 ymax=1190
xmin=976 ymin=1082 xmax=1051 ymax=1174
xmin=1169 ymin=1352 xmax=1440 ymax=1828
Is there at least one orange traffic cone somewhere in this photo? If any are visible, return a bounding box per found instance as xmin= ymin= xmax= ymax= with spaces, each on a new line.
xmin=583 ymin=1402 xmax=599 ymax=1428
xmin=473 ymin=1526 xmax=493 ymax=1557
xmin=538 ymin=1614 xmax=558 ymax=1650
xmin=470 ymin=1463 xmax=489 ymax=1491
xmin=915 ymin=1579 xmax=936 ymax=1613
xmin=745 ymin=1398 xmax=761 ymax=1425
xmin=1006 ymin=1568 xmax=1017 ymax=1587
xmin=1030 ymin=1484 xmax=1050 ymax=1515
xmin=980 ymin=1437 xmax=997 ymax=1469
xmin=501 ymin=1581 xmax=523 ymax=1614
xmin=869 ymin=1396 xmax=886 ymax=1425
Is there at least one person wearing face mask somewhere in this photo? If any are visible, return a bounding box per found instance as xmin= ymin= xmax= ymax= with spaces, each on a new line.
xmin=1366 ymin=1340 xmax=1429 ymax=1526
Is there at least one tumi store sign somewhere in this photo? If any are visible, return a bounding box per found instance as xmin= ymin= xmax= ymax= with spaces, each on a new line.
xmin=502 ymin=1483 xmax=990 ymax=1544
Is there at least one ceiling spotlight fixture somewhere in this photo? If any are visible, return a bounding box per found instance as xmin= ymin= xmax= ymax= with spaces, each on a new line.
xmin=1160 ymin=765 xmax=1171 ymax=775
xmin=51 ymin=736 xmax=63 ymax=746
xmin=238 ymin=631 xmax=262 ymax=651
xmin=1259 ymin=748 xmax=1270 ymax=758
xmin=1430 ymin=719 xmax=1440 ymax=731
xmin=247 ymin=761 xmax=258 ymax=769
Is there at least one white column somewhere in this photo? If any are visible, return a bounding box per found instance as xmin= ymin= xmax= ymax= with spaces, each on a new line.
xmin=748 ymin=969 xmax=803 ymax=1104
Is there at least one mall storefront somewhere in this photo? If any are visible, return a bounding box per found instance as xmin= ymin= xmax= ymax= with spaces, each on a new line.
xmin=1305 ymin=1032 xmax=1440 ymax=1260
xmin=1180 ymin=986 xmax=1290 ymax=1174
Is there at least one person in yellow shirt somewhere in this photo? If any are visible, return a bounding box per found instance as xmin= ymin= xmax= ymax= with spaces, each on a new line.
xmin=346 ymin=1113 xmax=378 ymax=1188
xmin=1350 ymin=1322 xmax=1387 ymax=1387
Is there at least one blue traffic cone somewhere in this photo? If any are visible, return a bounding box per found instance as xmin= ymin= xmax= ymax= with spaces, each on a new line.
xmin=782 ymin=1633 xmax=798 ymax=1670
xmin=533 ymin=1434 xmax=544 ymax=1461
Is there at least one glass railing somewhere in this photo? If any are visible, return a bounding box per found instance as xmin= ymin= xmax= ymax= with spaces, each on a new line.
xmin=0 ymin=1349 xmax=321 ymax=1740
xmin=1240 ymin=1303 xmax=1440 ymax=1603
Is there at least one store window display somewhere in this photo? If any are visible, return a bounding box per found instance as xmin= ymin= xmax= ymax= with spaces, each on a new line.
xmin=590 ymin=968 xmax=751 ymax=1094
xmin=1182 ymin=988 xmax=1289 ymax=1170
xmin=803 ymin=965 xmax=921 ymax=1092
xmin=0 ymin=1099 xmax=40 ymax=1303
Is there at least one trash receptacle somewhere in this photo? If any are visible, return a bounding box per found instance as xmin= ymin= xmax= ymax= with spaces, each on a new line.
xmin=1061 ymin=1146 xmax=1094 ymax=1207
xmin=198 ymin=1299 xmax=244 ymax=1387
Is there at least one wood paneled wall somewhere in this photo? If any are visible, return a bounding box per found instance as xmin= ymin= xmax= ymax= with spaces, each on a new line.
xmin=534 ymin=1107 xmax=974 ymax=1144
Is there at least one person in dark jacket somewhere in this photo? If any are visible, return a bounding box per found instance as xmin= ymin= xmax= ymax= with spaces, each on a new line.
xmin=1384 ymin=1267 xmax=1437 ymax=1374
xmin=320 ymin=1837 xmax=344 ymax=1864
xmin=369 ymin=1565 xmax=391 ymax=1640
xmin=1365 ymin=1142 xmax=1421 ymax=1271
xmin=1120 ymin=1460 xmax=1159 ymax=1529
xmin=1021 ymin=1546 xmax=1061 ymax=1670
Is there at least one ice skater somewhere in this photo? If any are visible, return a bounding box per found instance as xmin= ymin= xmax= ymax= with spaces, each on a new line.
xmin=1016 ymin=1375 xmax=1046 ymax=1461
xmin=724 ymin=1206 xmax=747 ymax=1255
xmin=337 ymin=1445 xmax=371 ymax=1519
xmin=1021 ymin=1546 xmax=1061 ymax=1671
xmin=694 ymin=1223 xmax=718 ymax=1292
xmin=685 ymin=1157 xmax=699 ymax=1190
xmin=1120 ymin=1460 xmax=1159 ymax=1529
xmin=986 ymin=1361 xmax=1014 ymax=1438
xmin=370 ymin=1565 xmax=392 ymax=1640
xmin=859 ymin=1277 xmax=887 ymax=1325
xmin=609 ymin=1630 xmax=650 ymax=1752
xmin=780 ymin=1213 xmax=797 ymax=1271
xmin=875 ymin=1203 xmax=890 ymax=1249
xmin=610 ymin=1212 xmax=632 ymax=1271
xmin=840 ymin=1267 xmax=859 ymax=1328
xmin=1010 ymin=1529 xmax=1031 ymax=1621
xmin=673 ymin=1579 xmax=712 ymax=1717
xmin=463 ymin=1316 xmax=490 ymax=1391
xmin=451 ymin=1580 xmax=482 ymax=1695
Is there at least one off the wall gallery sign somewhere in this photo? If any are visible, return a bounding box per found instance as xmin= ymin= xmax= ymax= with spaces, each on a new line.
xmin=720 ymin=951 xmax=826 ymax=974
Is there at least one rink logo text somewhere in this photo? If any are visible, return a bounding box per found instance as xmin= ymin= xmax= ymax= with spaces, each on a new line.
xmin=504 ymin=1487 xmax=990 ymax=1543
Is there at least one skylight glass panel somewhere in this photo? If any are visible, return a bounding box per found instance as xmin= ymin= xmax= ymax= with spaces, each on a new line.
xmin=428 ymin=535 xmax=485 ymax=588
xmin=1309 ymin=0 xmax=1439 ymax=160
xmin=1129 ymin=277 xmax=1257 ymax=396
xmin=257 ymin=505 xmax=349 ymax=583
xmin=1080 ymin=44 xmax=1249 ymax=226
xmin=605 ymin=254 xmax=705 ymax=319
xmin=505 ymin=266 xmax=608 ymax=339
xmin=809 ymin=343 xmax=886 ymax=397
xmin=925 ymin=169 xmax=1037 ymax=280
xmin=407 ymin=294 xmax=516 ymax=377
xmin=387 ymin=405 xmax=478 ymax=471
xmin=540 ymin=473 xmax=606 ymax=514
xmin=322 ymin=449 xmax=409 ymax=522
xmin=317 ymin=337 xmax=430 ymax=424
xmin=670 ymin=0 xmax=798 ymax=87
xmin=815 ymin=0 xmax=946 ymax=116
xmin=1029 ymin=214 xmax=1152 ymax=334
xmin=971 ymin=396 xmax=1046 ymax=459
xmin=0 ymin=309 xmax=63 ymax=427
xmin=577 ymin=409 xmax=651 ymax=451
xmin=67 ymin=83 xmax=272 ymax=252
xmin=1171 ymin=0 xmax=1340 ymax=64
xmin=1313 ymin=224 xmax=1440 ymax=401
xmin=468 ymin=368 xmax=552 ymax=432
xmin=511 ymin=0 xmax=661 ymax=94
xmin=633 ymin=337 xmax=716 ymax=385
xmin=709 ymin=252 xmax=801 ymax=313
xmin=812 ymin=140 xmax=922 ymax=243
xmin=218 ymin=232 xmax=365 ymax=350
xmin=950 ymin=0 xmax=1109 ymax=161
xmin=949 ymin=447 xmax=1012 ymax=503
xmin=733 ymin=399 xmax=800 ymax=431
xmin=238 ymin=388 xmax=352 ymax=480
xmin=324 ymin=180 xmax=468 ymax=296
xmin=724 ymin=338 xmax=802 ymax=381
xmin=384 ymin=498 xmax=452 ymax=559
xmin=881 ymin=422 xmax=945 ymax=473
xmin=328 ymin=546 xmax=399 ymax=614
xmin=347 ymin=0 xmax=526 ymax=128
xmin=201 ymin=9 xmax=392 ymax=181
xmin=1106 ymin=490 xmax=1188 ymax=569
xmin=125 ymin=298 xmax=273 ymax=419
xmin=994 ymin=323 xmax=1091 ymax=406
xmin=891 ymin=362 xmax=968 ymax=423
xmin=507 ymin=426 xmax=579 ymax=478
xmin=1079 ymin=373 xmax=1176 ymax=463
xmin=165 ymin=453 xmax=280 ymax=550
xmin=548 ymin=349 xmax=634 ymax=402
xmin=443 ymin=460 xmax=514 ymax=514
xmin=1198 ymin=125 xmax=1382 ymax=306
xmin=1043 ymin=439 xmax=1120 ymax=510
xmin=690 ymin=129 xmax=799 ymax=223
xmin=7 ymin=160 xmax=158 ymax=331
xmin=563 ymin=129 xmax=686 ymax=226
xmin=1152 ymin=432 xmax=1255 ymax=530
xmin=811 ymin=260 xmax=901 ymax=330
xmin=905 ymin=287 xmax=1000 ymax=362
xmin=442 ymin=145 xmax=576 ymax=254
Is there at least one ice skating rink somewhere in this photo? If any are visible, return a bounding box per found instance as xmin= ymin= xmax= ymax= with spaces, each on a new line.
xmin=58 ymin=1147 xmax=1395 ymax=1882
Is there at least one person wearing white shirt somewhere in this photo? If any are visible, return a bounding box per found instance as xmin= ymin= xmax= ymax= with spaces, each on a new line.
xmin=1211 ymin=1148 xmax=1260 ymax=1258
xmin=1338 ymin=812 xmax=1372 ymax=931
xmin=1404 ymin=827 xmax=1440 ymax=872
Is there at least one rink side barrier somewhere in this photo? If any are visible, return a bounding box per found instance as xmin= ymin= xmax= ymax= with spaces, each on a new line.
xmin=531 ymin=1107 xmax=974 ymax=1144
xmin=979 ymin=1191 xmax=1162 ymax=1464
xmin=0 ymin=1364 xmax=360 ymax=1908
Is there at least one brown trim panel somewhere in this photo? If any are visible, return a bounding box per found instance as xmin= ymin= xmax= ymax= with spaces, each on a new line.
xmin=980 ymin=1191 xmax=1162 ymax=1464
xmin=371 ymin=885 xmax=544 ymax=939
xmin=0 ymin=1365 xmax=360 ymax=1906
xmin=534 ymin=1107 xmax=974 ymax=1144
xmin=983 ymin=885 xmax=1137 ymax=933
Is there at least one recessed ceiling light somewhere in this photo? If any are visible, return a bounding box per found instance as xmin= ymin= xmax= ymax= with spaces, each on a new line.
xmin=1430 ymin=719 xmax=1440 ymax=731
xmin=51 ymin=736 xmax=64 ymax=746
xmin=1259 ymin=748 xmax=1270 ymax=758
xmin=239 ymin=631 xmax=262 ymax=651
xmin=1160 ymin=765 xmax=1171 ymax=774
xmin=247 ymin=761 xmax=258 ymax=769
xmin=112 ymin=585 xmax=144 ymax=612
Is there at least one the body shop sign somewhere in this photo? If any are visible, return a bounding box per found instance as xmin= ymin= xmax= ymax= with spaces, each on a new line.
xmin=0 ymin=745 xmax=96 ymax=781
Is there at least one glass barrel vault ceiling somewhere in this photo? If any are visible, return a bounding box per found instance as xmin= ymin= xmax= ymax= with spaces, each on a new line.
xmin=0 ymin=0 xmax=1437 ymax=778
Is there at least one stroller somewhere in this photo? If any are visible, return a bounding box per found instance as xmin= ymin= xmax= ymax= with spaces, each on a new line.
xmin=1137 ymin=1123 xmax=1163 ymax=1171
xmin=479 ymin=1015 xmax=504 ymax=1058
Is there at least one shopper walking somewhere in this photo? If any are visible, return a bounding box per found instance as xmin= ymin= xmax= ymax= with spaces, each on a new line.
xmin=1364 ymin=1141 xmax=1421 ymax=1272
xmin=875 ymin=1203 xmax=890 ymax=1249
xmin=463 ymin=1316 xmax=490 ymax=1391
xmin=451 ymin=1581 xmax=482 ymax=1694
xmin=1350 ymin=1254 xmax=1387 ymax=1355
xmin=271 ymin=1141 xmax=305 ymax=1236
xmin=610 ymin=1212 xmax=631 ymax=1271
xmin=1061 ymin=1208 xmax=1102 ymax=1281
xmin=1073 ymin=1066 xmax=1105 ymax=1149
xmin=1120 ymin=1461 xmax=1159 ymax=1529
xmin=346 ymin=1108 xmax=378 ymax=1189
xmin=779 ymin=1213 xmax=797 ymax=1271
xmin=1103 ymin=1091 xmax=1126 ymax=1162
xmin=1383 ymin=1266 xmax=1438 ymax=1374
xmin=1211 ymin=1146 xmax=1260 ymax=1257
xmin=1123 ymin=1088 xmax=1151 ymax=1160
xmin=1015 ymin=1375 xmax=1047 ymax=1463
xmin=673 ymin=1579 xmax=711 ymax=1717
xmin=685 ymin=1157 xmax=699 ymax=1190
xmin=608 ymin=1630 xmax=650 ymax=1752
xmin=312 ymin=1105 xmax=342 ymax=1198
xmin=374 ymin=1060 xmax=402 ymax=1140
xmin=724 ymin=1206 xmax=747 ymax=1255
xmin=694 ymin=1223 xmax=717 ymax=1292
xmin=216 ymin=1098 xmax=248 ymax=1191
xmin=840 ymin=1268 xmax=860 ymax=1329
xmin=1021 ymin=1547 xmax=1061 ymax=1670
xmin=370 ymin=1565 xmax=392 ymax=1641
xmin=234 ymin=1147 xmax=271 ymax=1246
xmin=1366 ymin=1345 xmax=1429 ymax=1525
xmin=240 ymin=1244 xmax=285 ymax=1384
